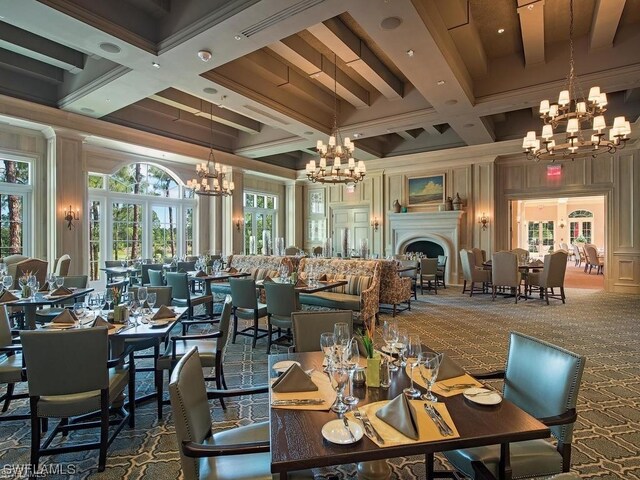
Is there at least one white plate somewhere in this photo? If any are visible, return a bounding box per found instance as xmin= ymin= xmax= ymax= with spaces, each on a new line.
xmin=321 ymin=419 xmax=364 ymax=445
xmin=272 ymin=360 xmax=300 ymax=373
xmin=463 ymin=387 xmax=502 ymax=405
xmin=381 ymin=344 xmax=404 ymax=355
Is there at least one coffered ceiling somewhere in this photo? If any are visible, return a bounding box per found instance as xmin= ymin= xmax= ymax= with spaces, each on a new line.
xmin=0 ymin=0 xmax=639 ymax=171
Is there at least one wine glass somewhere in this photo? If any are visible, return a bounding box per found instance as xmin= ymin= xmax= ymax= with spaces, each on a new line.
xmin=396 ymin=330 xmax=409 ymax=367
xmin=343 ymin=337 xmax=360 ymax=406
xmin=137 ymin=287 xmax=148 ymax=315
xmin=320 ymin=332 xmax=335 ymax=369
xmin=55 ymin=276 xmax=64 ymax=288
xmin=2 ymin=275 xmax=12 ymax=292
xmin=328 ymin=364 xmax=349 ymax=414
xmin=18 ymin=275 xmax=27 ymax=292
xmin=104 ymin=289 xmax=114 ymax=312
xmin=87 ymin=292 xmax=102 ymax=320
xmin=403 ymin=335 xmax=422 ymax=398
xmin=30 ymin=280 xmax=39 ymax=300
xmin=73 ymin=302 xmax=86 ymax=321
xmin=46 ymin=273 xmax=56 ymax=291
xmin=147 ymin=292 xmax=157 ymax=313
xmin=382 ymin=320 xmax=399 ymax=371
xmin=419 ymin=351 xmax=443 ymax=402
xmin=333 ymin=322 xmax=350 ymax=358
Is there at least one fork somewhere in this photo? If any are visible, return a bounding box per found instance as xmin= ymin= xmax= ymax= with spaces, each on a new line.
xmin=438 ymin=383 xmax=478 ymax=392
xmin=357 ymin=409 xmax=385 ymax=444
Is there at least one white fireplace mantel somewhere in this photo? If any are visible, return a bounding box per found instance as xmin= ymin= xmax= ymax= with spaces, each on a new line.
xmin=389 ymin=211 xmax=465 ymax=285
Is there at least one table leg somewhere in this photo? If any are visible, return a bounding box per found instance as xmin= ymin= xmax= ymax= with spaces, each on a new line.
xmin=23 ymin=305 xmax=37 ymax=330
xmin=498 ymin=443 xmax=512 ymax=480
xmin=357 ymin=460 xmax=391 ymax=480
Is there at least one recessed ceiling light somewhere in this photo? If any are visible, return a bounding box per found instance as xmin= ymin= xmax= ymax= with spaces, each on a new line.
xmin=81 ymin=107 xmax=95 ymax=113
xmin=234 ymin=35 xmax=243 ymax=41
xmin=99 ymin=42 xmax=121 ymax=54
xmin=203 ymin=87 xmax=218 ymax=94
xmin=197 ymin=50 xmax=212 ymax=62
xmin=497 ymin=28 xmax=505 ymax=34
xmin=353 ymin=133 xmax=362 ymax=138
xmin=406 ymin=49 xmax=414 ymax=57
xmin=152 ymin=62 xmax=160 ymax=68
xmin=445 ymin=99 xmax=458 ymax=106
xmin=304 ymin=131 xmax=313 ymax=135
xmin=437 ymin=80 xmax=446 ymax=86
xmin=380 ymin=16 xmax=403 ymax=30
xmin=527 ymin=3 xmax=534 ymax=10
xmin=464 ymin=123 xmax=475 ymax=128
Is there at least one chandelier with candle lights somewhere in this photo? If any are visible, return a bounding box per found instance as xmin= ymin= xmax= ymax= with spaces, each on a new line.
xmin=187 ymin=105 xmax=234 ymax=196
xmin=522 ymin=0 xmax=630 ymax=162
xmin=305 ymin=55 xmax=366 ymax=185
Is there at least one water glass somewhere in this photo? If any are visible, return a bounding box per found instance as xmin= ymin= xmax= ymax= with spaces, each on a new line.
xmin=87 ymin=292 xmax=102 ymax=320
xmin=2 ymin=275 xmax=12 ymax=291
xmin=382 ymin=320 xmax=399 ymax=371
xmin=147 ymin=292 xmax=157 ymax=312
xmin=73 ymin=302 xmax=86 ymax=320
xmin=396 ymin=330 xmax=409 ymax=367
xmin=320 ymin=332 xmax=335 ymax=369
xmin=419 ymin=352 xmax=443 ymax=402
xmin=343 ymin=338 xmax=360 ymax=406
xmin=333 ymin=322 xmax=350 ymax=357
xmin=328 ymin=364 xmax=349 ymax=414
xmin=402 ymin=334 xmax=422 ymax=398
xmin=55 ymin=276 xmax=64 ymax=288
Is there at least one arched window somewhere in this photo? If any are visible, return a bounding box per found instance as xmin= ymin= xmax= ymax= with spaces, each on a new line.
xmin=0 ymin=156 xmax=32 ymax=257
xmin=568 ymin=210 xmax=593 ymax=243
xmin=88 ymin=163 xmax=195 ymax=282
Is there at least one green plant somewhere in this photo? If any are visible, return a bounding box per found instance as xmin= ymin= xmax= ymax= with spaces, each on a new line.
xmin=359 ymin=326 xmax=375 ymax=359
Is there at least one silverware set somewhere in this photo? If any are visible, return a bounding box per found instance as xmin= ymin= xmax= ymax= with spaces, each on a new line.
xmin=437 ymin=382 xmax=478 ymax=392
xmin=424 ymin=404 xmax=454 ymax=436
xmin=353 ymin=407 xmax=385 ymax=444
xmin=271 ymin=399 xmax=324 ymax=406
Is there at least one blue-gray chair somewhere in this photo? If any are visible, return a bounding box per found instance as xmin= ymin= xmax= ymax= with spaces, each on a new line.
xmin=264 ymin=282 xmax=299 ymax=354
xmin=165 ymin=272 xmax=213 ymax=335
xmin=229 ymin=278 xmax=268 ymax=348
xmin=443 ymin=332 xmax=586 ymax=479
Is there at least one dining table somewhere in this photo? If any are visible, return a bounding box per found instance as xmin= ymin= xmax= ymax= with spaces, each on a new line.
xmin=269 ymin=351 xmax=549 ymax=480
xmin=5 ymin=287 xmax=94 ymax=329
xmin=256 ymin=277 xmax=348 ymax=295
xmin=100 ymin=266 xmax=141 ymax=285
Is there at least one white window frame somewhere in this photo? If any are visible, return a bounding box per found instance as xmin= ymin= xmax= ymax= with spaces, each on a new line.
xmin=243 ymin=191 xmax=278 ymax=254
xmin=0 ymin=152 xmax=34 ymax=257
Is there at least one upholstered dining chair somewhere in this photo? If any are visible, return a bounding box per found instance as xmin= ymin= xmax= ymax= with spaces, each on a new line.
xmin=141 ymin=263 xmax=163 ymax=285
xmin=491 ymin=251 xmax=521 ymax=303
xmin=398 ymin=259 xmax=419 ymax=300
xmin=444 ymin=331 xmax=586 ymax=480
xmin=510 ymin=247 xmax=529 ymax=260
xmin=52 ymin=254 xmax=71 ymax=276
xmin=0 ymin=305 xmax=28 ymax=421
xmin=436 ymin=255 xmax=447 ymax=289
xmin=583 ymin=244 xmax=604 ymax=275
xmin=156 ymin=296 xmax=232 ymax=418
xmin=312 ymin=246 xmax=323 ymax=256
xmin=14 ymin=258 xmax=48 ymax=289
xmin=285 ymin=246 xmax=299 ymax=255
xmin=165 ymin=272 xmax=213 ymax=334
xmin=420 ymin=258 xmax=438 ymax=295
xmin=459 ymin=249 xmax=491 ymax=296
xmin=177 ymin=261 xmax=196 ymax=273
xmin=291 ymin=310 xmax=353 ymax=353
xmin=169 ymin=347 xmax=313 ymax=480
xmin=20 ymin=327 xmax=134 ymax=472
xmin=264 ymin=282 xmax=299 ymax=354
xmin=527 ymin=251 xmax=568 ymax=304
xmin=229 ymin=278 xmax=268 ymax=348
xmin=471 ymin=248 xmax=486 ymax=268
xmin=147 ymin=269 xmax=165 ymax=286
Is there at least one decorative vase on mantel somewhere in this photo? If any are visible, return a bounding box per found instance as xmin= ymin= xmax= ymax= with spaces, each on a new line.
xmin=392 ymin=199 xmax=401 ymax=213
xmin=452 ymin=193 xmax=463 ymax=211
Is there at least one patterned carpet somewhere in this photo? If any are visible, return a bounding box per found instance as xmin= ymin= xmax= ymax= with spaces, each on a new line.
xmin=0 ymin=287 xmax=639 ymax=479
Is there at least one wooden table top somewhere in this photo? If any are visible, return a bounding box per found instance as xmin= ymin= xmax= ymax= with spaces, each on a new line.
xmin=187 ymin=271 xmax=250 ymax=281
xmin=9 ymin=287 xmax=94 ymax=306
xmin=269 ymin=351 xmax=549 ymax=475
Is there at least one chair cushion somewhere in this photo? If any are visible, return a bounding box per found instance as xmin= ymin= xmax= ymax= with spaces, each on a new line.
xmin=157 ymin=341 xmax=217 ymax=370
xmin=190 ymin=294 xmax=213 ymax=307
xmin=444 ymin=438 xmax=564 ymax=479
xmin=344 ymin=275 xmax=371 ymax=296
xmin=235 ymin=304 xmax=267 ymax=320
xmin=299 ymin=292 xmax=361 ymax=311
xmin=210 ymin=282 xmax=232 ymax=295
xmin=0 ymin=353 xmax=23 ymax=383
xmin=37 ymin=366 xmax=129 ymax=418
xmin=269 ymin=314 xmax=292 ymax=329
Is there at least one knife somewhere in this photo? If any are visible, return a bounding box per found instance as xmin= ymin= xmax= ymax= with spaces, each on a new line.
xmin=427 ymin=404 xmax=453 ymax=436
xmin=342 ymin=417 xmax=357 ymax=442
xmin=424 ymin=404 xmax=448 ymax=436
xmin=271 ymin=399 xmax=324 ymax=406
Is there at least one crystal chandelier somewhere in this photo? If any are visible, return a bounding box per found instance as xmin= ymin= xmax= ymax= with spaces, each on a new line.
xmin=305 ymin=56 xmax=366 ymax=185
xmin=522 ymin=0 xmax=631 ymax=162
xmin=187 ymin=105 xmax=234 ymax=197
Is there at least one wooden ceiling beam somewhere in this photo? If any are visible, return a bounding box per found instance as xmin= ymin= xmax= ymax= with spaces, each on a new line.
xmin=590 ymin=0 xmax=626 ymax=51
xmin=517 ymin=0 xmax=546 ymax=67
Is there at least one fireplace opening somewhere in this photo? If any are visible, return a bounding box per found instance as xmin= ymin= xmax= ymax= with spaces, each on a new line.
xmin=405 ymin=241 xmax=444 ymax=258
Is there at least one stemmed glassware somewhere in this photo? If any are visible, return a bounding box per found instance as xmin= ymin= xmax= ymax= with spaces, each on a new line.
xmin=382 ymin=320 xmax=399 ymax=371
xmin=328 ymin=363 xmax=349 ymax=414
xmin=320 ymin=332 xmax=335 ymax=369
xmin=333 ymin=322 xmax=350 ymax=358
xmin=396 ymin=329 xmax=409 ymax=367
xmin=28 ymin=276 xmax=39 ymax=300
xmin=46 ymin=273 xmax=55 ymax=292
xmin=87 ymin=292 xmax=102 ymax=320
xmin=2 ymin=275 xmax=12 ymax=292
xmin=419 ymin=351 xmax=443 ymax=402
xmin=55 ymin=276 xmax=64 ymax=288
xmin=137 ymin=287 xmax=148 ymax=316
xmin=147 ymin=292 xmax=157 ymax=314
xmin=403 ymin=335 xmax=423 ymax=398
xmin=343 ymin=337 xmax=360 ymax=406
xmin=104 ymin=289 xmax=114 ymax=313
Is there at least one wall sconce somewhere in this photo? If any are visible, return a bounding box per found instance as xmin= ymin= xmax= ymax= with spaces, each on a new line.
xmin=479 ymin=212 xmax=489 ymax=231
xmin=64 ymin=205 xmax=79 ymax=230
xmin=370 ymin=217 xmax=380 ymax=231
xmin=559 ymin=218 xmax=565 ymax=228
xmin=234 ymin=217 xmax=244 ymax=232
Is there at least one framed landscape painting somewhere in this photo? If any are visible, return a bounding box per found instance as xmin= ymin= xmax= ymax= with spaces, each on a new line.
xmin=408 ymin=174 xmax=445 ymax=206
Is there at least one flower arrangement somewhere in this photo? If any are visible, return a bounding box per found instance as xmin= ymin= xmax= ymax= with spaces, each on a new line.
xmin=111 ymin=286 xmax=122 ymax=306
xmin=360 ymin=320 xmax=375 ymax=359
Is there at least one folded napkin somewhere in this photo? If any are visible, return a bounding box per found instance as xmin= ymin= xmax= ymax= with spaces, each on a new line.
xmin=529 ymin=259 xmax=544 ymax=267
xmin=52 ymin=309 xmax=77 ymax=324
xmin=272 ymin=363 xmax=318 ymax=393
xmin=93 ymin=316 xmax=116 ymax=330
xmin=195 ymin=270 xmax=208 ymax=277
xmin=295 ymin=278 xmax=308 ymax=288
xmin=376 ymin=394 xmax=419 ymax=440
xmin=151 ymin=305 xmax=175 ymax=320
xmin=225 ymin=267 xmax=238 ymax=273
xmin=50 ymin=286 xmax=73 ymax=296
xmin=263 ymin=275 xmax=275 ymax=283
xmin=317 ymin=274 xmax=327 ymax=281
xmin=39 ymin=282 xmax=50 ymax=292
xmin=0 ymin=290 xmax=19 ymax=303
xmin=438 ymin=353 xmax=466 ymax=381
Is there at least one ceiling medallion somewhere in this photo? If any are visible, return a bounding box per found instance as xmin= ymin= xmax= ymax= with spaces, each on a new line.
xmin=522 ymin=0 xmax=630 ymax=163
xmin=305 ymin=55 xmax=366 ymax=186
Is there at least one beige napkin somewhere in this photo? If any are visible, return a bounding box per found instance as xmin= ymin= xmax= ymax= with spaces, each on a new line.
xmin=39 ymin=282 xmax=50 ymax=292
xmin=50 ymin=286 xmax=73 ymax=296
xmin=295 ymin=278 xmax=308 ymax=288
xmin=270 ymin=370 xmax=335 ymax=410
xmin=272 ymin=363 xmax=318 ymax=393
xmin=376 ymin=394 xmax=419 ymax=440
xmin=152 ymin=305 xmax=175 ymax=320
xmin=225 ymin=267 xmax=238 ymax=273
xmin=0 ymin=290 xmax=19 ymax=303
xmin=93 ymin=316 xmax=117 ymax=330
xmin=195 ymin=270 xmax=208 ymax=277
xmin=355 ymin=400 xmax=459 ymax=448
xmin=317 ymin=274 xmax=327 ymax=281
xmin=438 ymin=353 xmax=466 ymax=381
xmin=52 ymin=309 xmax=77 ymax=324
xmin=263 ymin=275 xmax=275 ymax=283
xmin=406 ymin=365 xmax=482 ymax=396
xmin=530 ymin=259 xmax=544 ymax=267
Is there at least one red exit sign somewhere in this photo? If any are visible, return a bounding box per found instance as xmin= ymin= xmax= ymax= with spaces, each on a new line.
xmin=547 ymin=164 xmax=562 ymax=177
